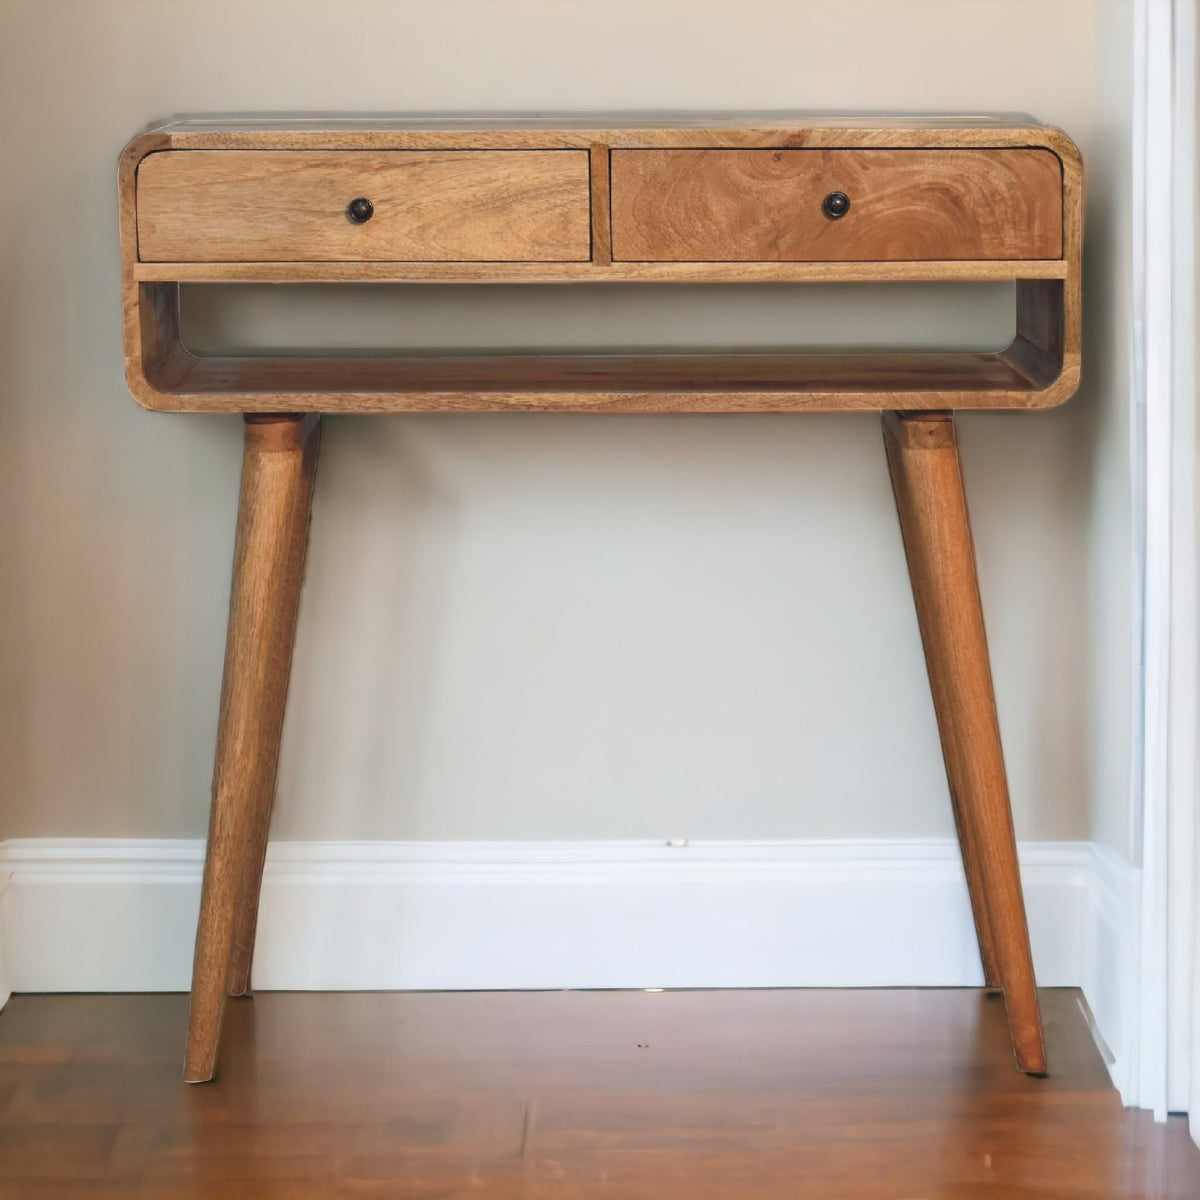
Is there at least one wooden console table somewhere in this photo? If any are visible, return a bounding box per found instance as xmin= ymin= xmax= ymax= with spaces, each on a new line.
xmin=118 ymin=115 xmax=1082 ymax=1083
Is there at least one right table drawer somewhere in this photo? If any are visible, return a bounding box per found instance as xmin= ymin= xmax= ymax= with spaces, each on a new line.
xmin=609 ymin=148 xmax=1063 ymax=262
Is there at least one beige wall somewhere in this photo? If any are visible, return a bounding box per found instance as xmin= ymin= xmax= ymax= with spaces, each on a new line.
xmin=0 ymin=0 xmax=1134 ymax=852
xmin=1088 ymin=0 xmax=1137 ymax=860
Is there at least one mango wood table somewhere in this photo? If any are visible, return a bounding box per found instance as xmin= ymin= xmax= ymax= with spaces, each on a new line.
xmin=118 ymin=115 xmax=1082 ymax=1083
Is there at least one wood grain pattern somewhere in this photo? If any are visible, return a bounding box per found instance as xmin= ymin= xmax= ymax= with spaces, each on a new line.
xmin=3 ymin=990 xmax=1200 ymax=1197
xmin=588 ymin=144 xmax=612 ymax=266
xmin=128 ymin=348 xmax=1073 ymax=415
xmin=185 ymin=414 xmax=320 ymax=1083
xmin=133 ymin=258 xmax=1070 ymax=283
xmin=118 ymin=117 xmax=1083 ymax=413
xmin=610 ymin=148 xmax=1063 ymax=262
xmin=1014 ymin=276 xmax=1080 ymax=403
xmin=120 ymin=115 xmax=1081 ymax=151
xmin=226 ymin=417 xmax=321 ymax=1000
xmin=883 ymin=411 xmax=1044 ymax=1071
xmin=137 ymin=151 xmax=591 ymax=263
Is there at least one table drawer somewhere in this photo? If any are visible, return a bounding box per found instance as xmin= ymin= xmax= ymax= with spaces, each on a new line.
xmin=136 ymin=150 xmax=592 ymax=263
xmin=610 ymin=149 xmax=1063 ymax=262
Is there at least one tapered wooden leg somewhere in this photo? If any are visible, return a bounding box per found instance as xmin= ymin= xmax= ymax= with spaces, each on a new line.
xmin=185 ymin=414 xmax=321 ymax=1083
xmin=882 ymin=411 xmax=1045 ymax=1074
xmin=226 ymin=417 xmax=322 ymax=999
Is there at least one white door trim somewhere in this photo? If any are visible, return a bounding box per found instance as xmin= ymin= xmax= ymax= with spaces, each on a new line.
xmin=1130 ymin=0 xmax=1198 ymax=1121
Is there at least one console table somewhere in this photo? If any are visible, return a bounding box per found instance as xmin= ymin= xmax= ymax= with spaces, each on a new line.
xmin=118 ymin=115 xmax=1082 ymax=1083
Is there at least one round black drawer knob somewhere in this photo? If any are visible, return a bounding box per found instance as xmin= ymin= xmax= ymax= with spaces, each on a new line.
xmin=347 ymin=197 xmax=374 ymax=224
xmin=822 ymin=191 xmax=850 ymax=220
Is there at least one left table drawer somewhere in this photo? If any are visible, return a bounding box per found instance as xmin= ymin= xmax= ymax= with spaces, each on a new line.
xmin=135 ymin=149 xmax=593 ymax=263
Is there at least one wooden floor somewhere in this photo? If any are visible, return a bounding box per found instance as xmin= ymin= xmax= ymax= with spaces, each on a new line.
xmin=1 ymin=989 xmax=1198 ymax=1198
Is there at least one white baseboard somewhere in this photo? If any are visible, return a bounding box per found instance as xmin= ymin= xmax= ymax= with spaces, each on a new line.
xmin=0 ymin=837 xmax=1140 ymax=1097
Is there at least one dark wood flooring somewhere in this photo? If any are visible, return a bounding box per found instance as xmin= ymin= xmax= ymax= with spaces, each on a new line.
xmin=1 ymin=988 xmax=1198 ymax=1198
